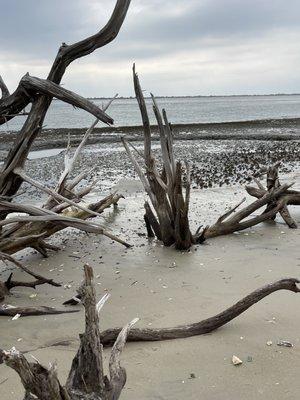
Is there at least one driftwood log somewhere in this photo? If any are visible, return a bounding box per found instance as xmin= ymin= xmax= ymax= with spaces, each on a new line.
xmin=1 ymin=265 xmax=138 ymax=399
xmin=100 ymin=278 xmax=300 ymax=345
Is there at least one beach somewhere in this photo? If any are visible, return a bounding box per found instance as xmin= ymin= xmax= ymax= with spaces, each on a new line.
xmin=0 ymin=172 xmax=300 ymax=399
xmin=1 ymin=96 xmax=300 ymax=400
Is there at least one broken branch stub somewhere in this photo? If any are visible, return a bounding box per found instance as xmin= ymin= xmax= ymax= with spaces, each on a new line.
xmin=1 ymin=265 xmax=137 ymax=399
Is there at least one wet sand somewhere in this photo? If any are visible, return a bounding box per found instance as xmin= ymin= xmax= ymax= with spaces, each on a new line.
xmin=0 ymin=175 xmax=300 ymax=399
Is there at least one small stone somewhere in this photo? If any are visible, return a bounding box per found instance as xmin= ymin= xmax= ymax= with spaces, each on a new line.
xmin=266 ymin=340 xmax=273 ymax=346
xmin=232 ymin=355 xmax=243 ymax=365
xmin=189 ymin=373 xmax=196 ymax=379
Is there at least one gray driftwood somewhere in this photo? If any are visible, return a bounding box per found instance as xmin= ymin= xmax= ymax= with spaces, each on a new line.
xmin=197 ymin=163 xmax=299 ymax=242
xmin=0 ymin=0 xmax=131 ymax=256
xmin=1 ymin=265 xmax=138 ymax=399
xmin=123 ymin=68 xmax=299 ymax=249
xmin=0 ymin=0 xmax=131 ymax=301
xmin=123 ymin=66 xmax=193 ymax=250
xmin=100 ymin=278 xmax=300 ymax=345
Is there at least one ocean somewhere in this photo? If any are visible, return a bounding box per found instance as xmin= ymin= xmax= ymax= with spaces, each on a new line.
xmin=1 ymin=94 xmax=300 ymax=132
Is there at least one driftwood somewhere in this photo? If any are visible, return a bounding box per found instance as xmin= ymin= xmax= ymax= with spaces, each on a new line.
xmin=195 ymin=163 xmax=299 ymax=242
xmin=123 ymin=66 xmax=193 ymax=250
xmin=196 ymin=182 xmax=294 ymax=241
xmin=0 ymin=0 xmax=131 ymax=254
xmin=246 ymin=163 xmax=300 ymax=228
xmin=0 ymin=252 xmax=78 ymax=316
xmin=123 ymin=68 xmax=299 ymax=249
xmin=1 ymin=265 xmax=138 ymax=399
xmin=0 ymin=0 xmax=131 ymax=304
xmin=0 ymin=305 xmax=79 ymax=317
xmin=100 ymin=278 xmax=300 ymax=345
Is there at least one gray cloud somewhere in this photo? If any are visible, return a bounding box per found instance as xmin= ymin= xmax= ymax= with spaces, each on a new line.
xmin=1 ymin=0 xmax=300 ymax=96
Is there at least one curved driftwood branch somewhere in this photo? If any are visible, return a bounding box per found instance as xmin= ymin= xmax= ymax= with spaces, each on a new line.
xmin=0 ymin=0 xmax=130 ymax=126
xmin=0 ymin=74 xmax=113 ymax=126
xmin=0 ymin=0 xmax=130 ymax=202
xmin=100 ymin=278 xmax=300 ymax=345
xmin=20 ymin=74 xmax=113 ymax=124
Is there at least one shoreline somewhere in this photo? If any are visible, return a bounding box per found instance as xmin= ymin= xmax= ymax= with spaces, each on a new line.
xmin=1 ymin=117 xmax=300 ymax=152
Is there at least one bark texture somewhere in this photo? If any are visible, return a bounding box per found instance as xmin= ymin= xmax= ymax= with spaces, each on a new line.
xmin=1 ymin=265 xmax=138 ymax=399
xmin=123 ymin=66 xmax=193 ymax=249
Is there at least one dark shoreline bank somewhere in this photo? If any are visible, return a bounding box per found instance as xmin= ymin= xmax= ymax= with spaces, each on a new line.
xmin=1 ymin=117 xmax=300 ymax=152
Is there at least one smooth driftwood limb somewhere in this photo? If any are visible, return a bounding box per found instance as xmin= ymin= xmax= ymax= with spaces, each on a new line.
xmin=123 ymin=66 xmax=194 ymax=249
xmin=100 ymin=278 xmax=300 ymax=345
xmin=1 ymin=265 xmax=137 ymax=399
xmin=0 ymin=192 xmax=130 ymax=256
xmin=0 ymin=74 xmax=112 ymax=127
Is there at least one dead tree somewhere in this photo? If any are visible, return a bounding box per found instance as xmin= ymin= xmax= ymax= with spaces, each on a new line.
xmin=100 ymin=278 xmax=300 ymax=345
xmin=0 ymin=0 xmax=131 ymax=252
xmin=122 ymin=66 xmax=193 ymax=250
xmin=0 ymin=1 xmax=131 ymax=297
xmin=1 ymin=265 xmax=138 ymax=399
xmin=123 ymin=68 xmax=299 ymax=249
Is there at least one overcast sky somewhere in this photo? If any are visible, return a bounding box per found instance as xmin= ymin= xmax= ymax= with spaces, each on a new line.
xmin=1 ymin=0 xmax=300 ymax=97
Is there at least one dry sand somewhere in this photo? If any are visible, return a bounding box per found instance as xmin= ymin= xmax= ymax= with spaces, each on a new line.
xmin=0 ymin=175 xmax=300 ymax=400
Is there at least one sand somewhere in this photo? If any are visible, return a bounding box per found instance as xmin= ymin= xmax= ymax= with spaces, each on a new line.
xmin=0 ymin=177 xmax=300 ymax=399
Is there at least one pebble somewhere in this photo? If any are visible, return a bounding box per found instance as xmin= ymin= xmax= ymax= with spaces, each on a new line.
xmin=232 ymin=355 xmax=243 ymax=365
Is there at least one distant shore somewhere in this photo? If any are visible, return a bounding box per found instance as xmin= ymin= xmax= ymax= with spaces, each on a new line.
xmin=1 ymin=117 xmax=300 ymax=154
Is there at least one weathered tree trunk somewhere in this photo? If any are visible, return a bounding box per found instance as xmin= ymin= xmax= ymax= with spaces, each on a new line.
xmin=123 ymin=66 xmax=194 ymax=250
xmin=1 ymin=265 xmax=138 ymax=399
xmin=123 ymin=69 xmax=299 ymax=249
xmin=100 ymin=278 xmax=300 ymax=345
xmin=0 ymin=0 xmax=131 ymax=301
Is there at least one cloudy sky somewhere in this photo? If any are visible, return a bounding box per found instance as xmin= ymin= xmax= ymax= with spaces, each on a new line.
xmin=1 ymin=0 xmax=300 ymax=97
